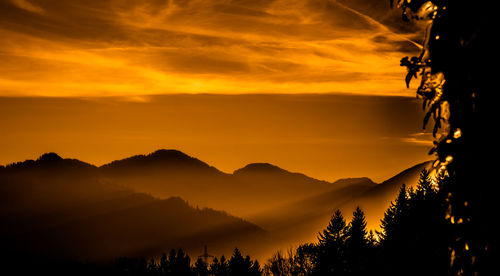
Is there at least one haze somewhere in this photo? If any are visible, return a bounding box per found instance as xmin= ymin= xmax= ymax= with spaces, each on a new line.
xmin=0 ymin=94 xmax=431 ymax=182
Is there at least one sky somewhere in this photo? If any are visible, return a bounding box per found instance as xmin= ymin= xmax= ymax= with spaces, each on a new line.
xmin=0 ymin=94 xmax=433 ymax=182
xmin=0 ymin=0 xmax=431 ymax=182
xmin=0 ymin=0 xmax=424 ymax=97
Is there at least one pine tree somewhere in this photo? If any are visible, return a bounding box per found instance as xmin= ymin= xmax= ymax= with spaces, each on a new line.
xmin=228 ymin=248 xmax=261 ymax=276
xmin=158 ymin=252 xmax=170 ymax=274
xmin=346 ymin=207 xmax=368 ymax=250
xmin=415 ymin=168 xmax=434 ymax=200
xmin=315 ymin=209 xmax=347 ymax=275
xmin=210 ymin=256 xmax=229 ymax=276
xmin=378 ymin=184 xmax=410 ymax=275
xmin=345 ymin=207 xmax=368 ymax=274
xmin=193 ymin=257 xmax=209 ymax=276
xmin=249 ymin=259 xmax=262 ymax=276
xmin=379 ymin=184 xmax=408 ymax=242
xmin=318 ymin=210 xmax=346 ymax=246
xmin=167 ymin=248 xmax=192 ymax=275
xmin=148 ymin=257 xmax=159 ymax=275
xmin=378 ymin=171 xmax=449 ymax=275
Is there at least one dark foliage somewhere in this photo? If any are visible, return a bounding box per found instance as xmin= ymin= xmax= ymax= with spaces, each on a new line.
xmin=394 ymin=0 xmax=495 ymax=274
xmin=265 ymin=169 xmax=459 ymax=276
xmin=0 ymin=248 xmax=262 ymax=276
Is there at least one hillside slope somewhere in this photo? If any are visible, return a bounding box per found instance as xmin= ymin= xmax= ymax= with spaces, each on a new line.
xmin=0 ymin=153 xmax=265 ymax=261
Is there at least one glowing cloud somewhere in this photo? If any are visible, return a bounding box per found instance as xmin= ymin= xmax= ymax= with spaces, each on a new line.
xmin=0 ymin=0 xmax=422 ymax=97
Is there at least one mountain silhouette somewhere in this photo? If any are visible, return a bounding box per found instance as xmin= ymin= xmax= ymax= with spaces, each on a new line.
xmin=99 ymin=150 xmax=333 ymax=217
xmin=245 ymin=162 xmax=432 ymax=251
xmin=1 ymin=150 xmax=432 ymax=262
xmin=101 ymin=149 xmax=221 ymax=175
xmin=234 ymin=163 xmax=291 ymax=174
xmin=333 ymin=161 xmax=433 ymax=229
xmin=0 ymin=153 xmax=266 ymax=261
xmin=2 ymin=152 xmax=96 ymax=174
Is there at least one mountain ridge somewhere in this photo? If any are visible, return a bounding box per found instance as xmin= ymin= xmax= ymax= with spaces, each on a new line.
xmin=1 ymin=149 xmax=432 ymax=262
xmin=0 ymin=154 xmax=266 ymax=261
xmin=2 ymin=150 xmax=342 ymax=218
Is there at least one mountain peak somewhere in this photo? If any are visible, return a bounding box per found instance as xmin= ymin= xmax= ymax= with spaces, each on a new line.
xmin=37 ymin=152 xmax=63 ymax=162
xmin=233 ymin=163 xmax=288 ymax=175
xmin=332 ymin=177 xmax=376 ymax=187
xmin=100 ymin=149 xmax=221 ymax=174
xmin=2 ymin=152 xmax=95 ymax=172
xmin=149 ymin=149 xmax=191 ymax=159
xmin=137 ymin=149 xmax=209 ymax=166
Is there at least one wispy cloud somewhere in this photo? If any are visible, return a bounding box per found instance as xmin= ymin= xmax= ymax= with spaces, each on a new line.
xmin=9 ymin=0 xmax=45 ymax=14
xmin=0 ymin=0 xmax=422 ymax=97
xmin=382 ymin=132 xmax=434 ymax=146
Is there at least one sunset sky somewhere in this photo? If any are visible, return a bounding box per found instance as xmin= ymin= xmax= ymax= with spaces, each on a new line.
xmin=0 ymin=0 xmax=431 ymax=181
xmin=0 ymin=0 xmax=424 ymax=97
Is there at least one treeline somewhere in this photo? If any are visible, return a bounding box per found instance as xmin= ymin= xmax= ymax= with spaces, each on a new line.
xmin=265 ymin=168 xmax=453 ymax=275
xmin=3 ymin=169 xmax=457 ymax=275
xmin=3 ymin=248 xmax=261 ymax=276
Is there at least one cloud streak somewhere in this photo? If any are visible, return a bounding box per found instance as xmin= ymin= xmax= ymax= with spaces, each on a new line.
xmin=0 ymin=0 xmax=422 ymax=97
xmin=9 ymin=0 xmax=45 ymax=14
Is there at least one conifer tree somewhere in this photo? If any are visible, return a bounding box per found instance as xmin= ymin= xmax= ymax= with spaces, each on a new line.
xmin=315 ymin=209 xmax=347 ymax=275
xmin=193 ymin=257 xmax=209 ymax=276
xmin=167 ymin=248 xmax=192 ymax=275
xmin=210 ymin=256 xmax=229 ymax=276
xmin=228 ymin=248 xmax=261 ymax=276
xmin=249 ymin=259 xmax=262 ymax=276
xmin=148 ymin=257 xmax=159 ymax=275
xmin=318 ymin=210 xmax=347 ymax=246
xmin=379 ymin=184 xmax=408 ymax=242
xmin=345 ymin=207 xmax=368 ymax=274
xmin=415 ymin=168 xmax=434 ymax=200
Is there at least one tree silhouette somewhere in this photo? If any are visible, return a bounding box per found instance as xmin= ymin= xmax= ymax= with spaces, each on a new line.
xmin=394 ymin=0 xmax=494 ymax=273
xmin=193 ymin=258 xmax=209 ymax=276
xmin=161 ymin=248 xmax=192 ymax=275
xmin=377 ymin=170 xmax=450 ymax=275
xmin=292 ymin=244 xmax=315 ymax=275
xmin=414 ymin=168 xmax=434 ymax=200
xmin=210 ymin=256 xmax=229 ymax=276
xmin=264 ymin=245 xmax=316 ymax=276
xmin=315 ymin=209 xmax=347 ymax=275
xmin=266 ymin=251 xmax=290 ymax=276
xmin=344 ymin=207 xmax=368 ymax=275
xmin=228 ymin=248 xmax=261 ymax=276
xmin=379 ymin=184 xmax=409 ymax=243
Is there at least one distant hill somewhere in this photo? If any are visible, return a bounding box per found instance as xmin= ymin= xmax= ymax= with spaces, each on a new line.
xmin=0 ymin=150 xmax=432 ymax=262
xmin=336 ymin=161 xmax=433 ymax=230
xmin=247 ymin=161 xmax=432 ymax=251
xmin=100 ymin=149 xmax=221 ymax=175
xmin=98 ymin=150 xmax=334 ymax=217
xmin=0 ymin=153 xmax=265 ymax=261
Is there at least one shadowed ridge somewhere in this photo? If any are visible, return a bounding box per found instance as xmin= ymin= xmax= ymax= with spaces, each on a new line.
xmin=233 ymin=163 xmax=288 ymax=175
xmin=99 ymin=149 xmax=222 ymax=174
xmin=233 ymin=162 xmax=330 ymax=184
xmin=365 ymin=160 xmax=433 ymax=197
xmin=284 ymin=177 xmax=377 ymax=212
xmin=37 ymin=152 xmax=63 ymax=162
xmin=1 ymin=154 xmax=267 ymax=261
xmin=2 ymin=152 xmax=96 ymax=172
xmin=331 ymin=177 xmax=376 ymax=189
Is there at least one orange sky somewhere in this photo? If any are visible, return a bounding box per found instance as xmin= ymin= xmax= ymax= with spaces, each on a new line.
xmin=0 ymin=0 xmax=423 ymax=97
xmin=0 ymin=1 xmax=431 ymax=181
xmin=0 ymin=94 xmax=433 ymax=182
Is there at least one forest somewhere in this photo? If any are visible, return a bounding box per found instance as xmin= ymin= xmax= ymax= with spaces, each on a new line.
xmin=4 ymin=169 xmax=469 ymax=275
